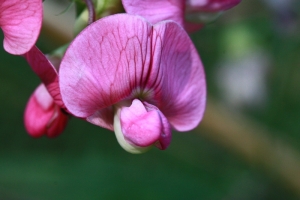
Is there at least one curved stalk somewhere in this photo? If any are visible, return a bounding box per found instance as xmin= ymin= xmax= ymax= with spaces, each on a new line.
xmin=83 ymin=0 xmax=95 ymax=25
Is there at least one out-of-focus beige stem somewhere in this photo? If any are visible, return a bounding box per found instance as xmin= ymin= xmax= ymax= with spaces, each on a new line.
xmin=198 ymin=98 xmax=300 ymax=196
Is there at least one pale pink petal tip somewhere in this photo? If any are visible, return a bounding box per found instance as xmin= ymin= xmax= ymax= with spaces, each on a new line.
xmin=121 ymin=99 xmax=161 ymax=147
xmin=113 ymin=99 xmax=171 ymax=154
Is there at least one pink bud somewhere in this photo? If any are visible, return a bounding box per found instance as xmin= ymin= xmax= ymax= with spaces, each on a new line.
xmin=24 ymin=84 xmax=68 ymax=138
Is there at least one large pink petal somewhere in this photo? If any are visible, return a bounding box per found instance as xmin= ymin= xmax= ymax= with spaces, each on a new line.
xmin=0 ymin=0 xmax=42 ymax=55
xmin=60 ymin=14 xmax=153 ymax=118
xmin=150 ymin=21 xmax=206 ymax=131
xmin=60 ymin=14 xmax=206 ymax=132
xmin=122 ymin=0 xmax=185 ymax=27
xmin=24 ymin=46 xmax=65 ymax=109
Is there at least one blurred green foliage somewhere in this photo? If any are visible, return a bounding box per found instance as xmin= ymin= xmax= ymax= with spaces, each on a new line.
xmin=1 ymin=0 xmax=300 ymax=199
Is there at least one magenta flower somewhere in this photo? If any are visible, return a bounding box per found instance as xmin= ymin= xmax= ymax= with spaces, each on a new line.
xmin=23 ymin=46 xmax=68 ymax=137
xmin=0 ymin=0 xmax=43 ymax=55
xmin=122 ymin=0 xmax=241 ymax=32
xmin=59 ymin=14 xmax=206 ymax=153
xmin=24 ymin=84 xmax=68 ymax=138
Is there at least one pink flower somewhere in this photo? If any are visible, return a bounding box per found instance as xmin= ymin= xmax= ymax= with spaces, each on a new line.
xmin=122 ymin=0 xmax=241 ymax=32
xmin=59 ymin=14 xmax=206 ymax=153
xmin=23 ymin=46 xmax=68 ymax=137
xmin=0 ymin=0 xmax=43 ymax=55
xmin=24 ymin=84 xmax=68 ymax=138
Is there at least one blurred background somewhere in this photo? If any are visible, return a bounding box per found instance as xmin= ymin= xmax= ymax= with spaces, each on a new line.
xmin=0 ymin=0 xmax=300 ymax=199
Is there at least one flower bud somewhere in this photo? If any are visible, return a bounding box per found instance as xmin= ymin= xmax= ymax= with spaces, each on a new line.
xmin=24 ymin=84 xmax=68 ymax=138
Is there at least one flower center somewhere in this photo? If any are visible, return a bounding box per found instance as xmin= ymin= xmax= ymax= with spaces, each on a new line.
xmin=131 ymin=87 xmax=153 ymax=102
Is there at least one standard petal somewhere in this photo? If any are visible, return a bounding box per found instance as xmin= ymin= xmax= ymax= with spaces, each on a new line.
xmin=60 ymin=14 xmax=153 ymax=118
xmin=149 ymin=21 xmax=206 ymax=131
xmin=24 ymin=46 xmax=65 ymax=109
xmin=122 ymin=0 xmax=185 ymax=26
xmin=0 ymin=0 xmax=42 ymax=55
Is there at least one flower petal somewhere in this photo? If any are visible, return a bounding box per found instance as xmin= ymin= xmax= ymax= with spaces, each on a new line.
xmin=143 ymin=102 xmax=171 ymax=150
xmin=60 ymin=14 xmax=206 ymax=132
xmin=0 ymin=0 xmax=42 ymax=55
xmin=24 ymin=46 xmax=65 ymax=109
xmin=60 ymin=14 xmax=153 ymax=118
xmin=150 ymin=21 xmax=206 ymax=131
xmin=113 ymin=102 xmax=151 ymax=154
xmin=113 ymin=99 xmax=171 ymax=153
xmin=120 ymin=99 xmax=161 ymax=147
xmin=86 ymin=107 xmax=114 ymax=131
xmin=122 ymin=0 xmax=185 ymax=26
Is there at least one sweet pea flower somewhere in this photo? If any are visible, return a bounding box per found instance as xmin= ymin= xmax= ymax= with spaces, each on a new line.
xmin=0 ymin=0 xmax=43 ymax=55
xmin=24 ymin=84 xmax=68 ymax=138
xmin=122 ymin=0 xmax=241 ymax=32
xmin=23 ymin=46 xmax=68 ymax=137
xmin=59 ymin=14 xmax=206 ymax=153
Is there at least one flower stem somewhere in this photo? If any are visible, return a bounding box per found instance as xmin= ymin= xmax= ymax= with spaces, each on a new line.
xmin=83 ymin=0 xmax=95 ymax=25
